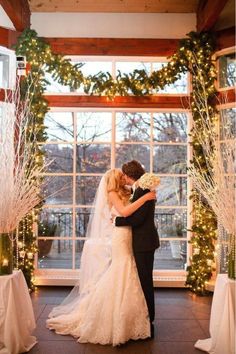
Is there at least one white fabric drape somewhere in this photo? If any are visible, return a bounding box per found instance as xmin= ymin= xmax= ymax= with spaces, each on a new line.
xmin=0 ymin=270 xmax=36 ymax=354
xmin=195 ymin=274 xmax=235 ymax=354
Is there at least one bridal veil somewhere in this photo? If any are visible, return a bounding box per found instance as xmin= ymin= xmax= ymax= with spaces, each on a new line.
xmin=48 ymin=172 xmax=113 ymax=318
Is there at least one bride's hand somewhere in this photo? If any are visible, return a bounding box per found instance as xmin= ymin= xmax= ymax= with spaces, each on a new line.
xmin=144 ymin=191 xmax=156 ymax=201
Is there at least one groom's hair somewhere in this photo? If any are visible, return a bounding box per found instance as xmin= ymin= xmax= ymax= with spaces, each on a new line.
xmin=122 ymin=160 xmax=145 ymax=181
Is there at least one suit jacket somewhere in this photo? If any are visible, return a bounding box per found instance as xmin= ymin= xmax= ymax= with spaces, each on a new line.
xmin=115 ymin=187 xmax=160 ymax=253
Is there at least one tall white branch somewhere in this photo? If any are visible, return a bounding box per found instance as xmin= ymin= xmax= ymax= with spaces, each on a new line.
xmin=189 ymin=55 xmax=235 ymax=240
xmin=0 ymin=76 xmax=47 ymax=233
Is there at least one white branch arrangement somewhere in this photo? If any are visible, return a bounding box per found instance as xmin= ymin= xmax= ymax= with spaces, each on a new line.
xmin=0 ymin=76 xmax=47 ymax=234
xmin=188 ymin=55 xmax=235 ymax=277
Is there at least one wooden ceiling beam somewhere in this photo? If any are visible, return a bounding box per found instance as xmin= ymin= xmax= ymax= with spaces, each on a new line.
xmin=0 ymin=26 xmax=9 ymax=47
xmin=44 ymin=28 xmax=235 ymax=57
xmin=0 ymin=0 xmax=31 ymax=31
xmin=0 ymin=26 xmax=21 ymax=48
xmin=44 ymin=37 xmax=180 ymax=57
xmin=197 ymin=0 xmax=229 ymax=32
xmin=2 ymin=89 xmax=235 ymax=107
xmin=44 ymin=95 xmax=190 ymax=109
xmin=44 ymin=90 xmax=236 ymax=109
xmin=0 ymin=25 xmax=234 ymax=54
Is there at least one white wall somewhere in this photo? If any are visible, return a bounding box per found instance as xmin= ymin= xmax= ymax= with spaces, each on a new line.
xmin=31 ymin=12 xmax=196 ymax=38
xmin=0 ymin=5 xmax=15 ymax=30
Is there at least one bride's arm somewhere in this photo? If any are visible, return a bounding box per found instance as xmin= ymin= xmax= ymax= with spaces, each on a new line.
xmin=108 ymin=191 xmax=156 ymax=217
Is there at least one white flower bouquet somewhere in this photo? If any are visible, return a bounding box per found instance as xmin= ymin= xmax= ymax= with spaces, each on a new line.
xmin=138 ymin=173 xmax=161 ymax=190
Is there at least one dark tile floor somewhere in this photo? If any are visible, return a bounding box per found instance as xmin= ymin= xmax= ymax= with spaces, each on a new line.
xmin=27 ymin=287 xmax=212 ymax=354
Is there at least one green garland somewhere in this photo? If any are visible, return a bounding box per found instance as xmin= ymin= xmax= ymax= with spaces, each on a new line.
xmin=15 ymin=29 xmax=215 ymax=97
xmin=186 ymin=198 xmax=217 ymax=295
xmin=14 ymin=29 xmax=218 ymax=293
xmin=184 ymin=35 xmax=218 ymax=295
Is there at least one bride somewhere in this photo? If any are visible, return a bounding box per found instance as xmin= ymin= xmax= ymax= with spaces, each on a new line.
xmin=46 ymin=168 xmax=156 ymax=346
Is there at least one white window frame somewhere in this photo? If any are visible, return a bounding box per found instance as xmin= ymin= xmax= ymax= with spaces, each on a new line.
xmin=0 ymin=46 xmax=16 ymax=89
xmin=44 ymin=55 xmax=190 ymax=97
xmin=35 ymin=107 xmax=192 ymax=287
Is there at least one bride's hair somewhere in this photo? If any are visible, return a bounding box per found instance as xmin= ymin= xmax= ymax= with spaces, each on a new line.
xmin=105 ymin=169 xmax=131 ymax=204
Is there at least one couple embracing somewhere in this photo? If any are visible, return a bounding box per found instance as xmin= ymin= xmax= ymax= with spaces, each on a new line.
xmin=47 ymin=160 xmax=160 ymax=346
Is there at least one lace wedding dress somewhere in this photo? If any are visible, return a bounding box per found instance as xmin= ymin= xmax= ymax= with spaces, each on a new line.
xmin=46 ymin=206 xmax=150 ymax=346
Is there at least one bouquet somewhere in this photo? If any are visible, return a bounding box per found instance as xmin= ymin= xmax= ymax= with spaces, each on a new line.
xmin=138 ymin=173 xmax=160 ymax=190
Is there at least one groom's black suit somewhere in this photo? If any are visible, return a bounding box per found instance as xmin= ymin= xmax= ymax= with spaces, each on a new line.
xmin=115 ymin=187 xmax=160 ymax=324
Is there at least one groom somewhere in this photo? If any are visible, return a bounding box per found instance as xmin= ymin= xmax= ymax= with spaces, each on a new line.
xmin=115 ymin=160 xmax=160 ymax=338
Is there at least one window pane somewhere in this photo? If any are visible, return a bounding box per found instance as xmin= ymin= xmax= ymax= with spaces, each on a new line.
xmin=155 ymin=209 xmax=187 ymax=238
xmin=153 ymin=63 xmax=187 ymax=93
xmin=116 ymin=112 xmax=150 ymax=142
xmin=75 ymin=239 xmax=86 ymax=268
xmin=42 ymin=144 xmax=73 ymax=173
xmin=153 ymin=145 xmax=187 ymax=174
xmin=0 ymin=54 xmax=9 ymax=88
xmin=116 ymin=61 xmax=151 ymax=75
xmin=76 ymin=208 xmax=92 ymax=237
xmin=154 ymin=240 xmax=187 ymax=270
xmin=79 ymin=61 xmax=112 ymax=76
xmin=116 ymin=62 xmax=150 ymax=94
xmin=43 ymin=176 xmax=73 ymax=204
xmin=44 ymin=70 xmax=71 ymax=93
xmin=220 ymin=142 xmax=236 ymax=174
xmin=220 ymin=108 xmax=236 ymax=139
xmin=77 ymin=112 xmax=112 ymax=142
xmin=76 ymin=144 xmax=111 ymax=173
xmin=76 ymin=176 xmax=102 ymax=205
xmin=76 ymin=61 xmax=112 ymax=94
xmin=153 ymin=113 xmax=187 ymax=142
xmin=39 ymin=208 xmax=73 ymax=237
xmin=44 ymin=112 xmax=74 ymax=142
xmin=116 ymin=144 xmax=150 ymax=171
xmin=38 ymin=239 xmax=72 ymax=269
xmin=157 ymin=177 xmax=187 ymax=206
xmin=218 ymin=53 xmax=236 ymax=88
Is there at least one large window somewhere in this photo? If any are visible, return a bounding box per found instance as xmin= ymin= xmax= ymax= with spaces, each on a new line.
xmin=44 ymin=56 xmax=188 ymax=95
xmin=36 ymin=56 xmax=190 ymax=284
xmin=38 ymin=109 xmax=189 ymax=273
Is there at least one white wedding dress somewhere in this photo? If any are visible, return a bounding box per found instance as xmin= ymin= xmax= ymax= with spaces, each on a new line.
xmin=46 ymin=206 xmax=150 ymax=346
